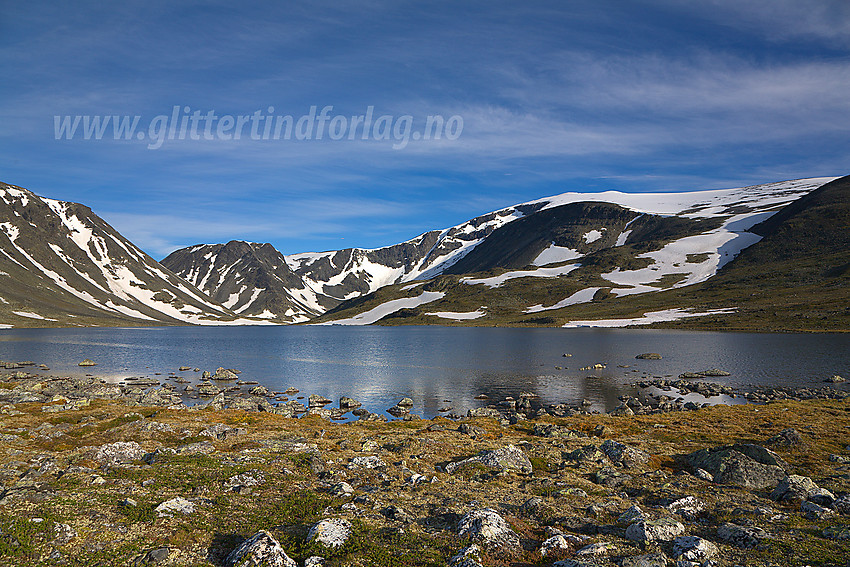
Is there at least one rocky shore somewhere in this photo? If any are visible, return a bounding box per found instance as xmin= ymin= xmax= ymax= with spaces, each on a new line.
xmin=0 ymin=361 xmax=849 ymax=566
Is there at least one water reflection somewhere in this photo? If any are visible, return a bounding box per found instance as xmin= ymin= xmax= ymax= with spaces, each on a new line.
xmin=0 ymin=326 xmax=847 ymax=418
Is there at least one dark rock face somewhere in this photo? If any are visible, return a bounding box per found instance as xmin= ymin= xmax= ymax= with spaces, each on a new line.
xmin=687 ymin=443 xmax=789 ymax=489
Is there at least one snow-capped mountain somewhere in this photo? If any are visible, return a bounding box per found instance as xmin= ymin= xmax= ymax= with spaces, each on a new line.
xmin=160 ymin=240 xmax=336 ymax=323
xmin=2 ymin=175 xmax=846 ymax=330
xmin=0 ymin=182 xmax=265 ymax=327
xmin=313 ymin=176 xmax=842 ymax=326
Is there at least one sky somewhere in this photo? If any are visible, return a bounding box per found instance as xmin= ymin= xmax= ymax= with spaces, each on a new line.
xmin=1 ymin=0 xmax=849 ymax=259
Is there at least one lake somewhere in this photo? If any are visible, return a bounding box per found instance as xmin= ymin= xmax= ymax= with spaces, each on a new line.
xmin=0 ymin=326 xmax=847 ymax=418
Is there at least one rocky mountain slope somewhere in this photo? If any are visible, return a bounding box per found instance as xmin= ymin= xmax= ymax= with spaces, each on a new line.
xmin=160 ymin=241 xmax=336 ymax=323
xmin=314 ymin=177 xmax=842 ymax=327
xmin=0 ymin=182 xmax=263 ymax=327
xmin=1 ymin=175 xmax=845 ymax=330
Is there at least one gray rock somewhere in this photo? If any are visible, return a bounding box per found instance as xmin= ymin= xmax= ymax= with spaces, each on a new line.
xmin=94 ymin=441 xmax=145 ymax=466
xmin=445 ymin=445 xmax=532 ymax=475
xmin=625 ymin=518 xmax=685 ymax=542
xmin=672 ymin=536 xmax=718 ymax=561
xmin=620 ymin=553 xmax=667 ymax=567
xmin=457 ymin=508 xmax=520 ymax=550
xmin=539 ymin=534 xmax=571 ymax=557
xmin=331 ymin=481 xmax=354 ymax=496
xmin=304 ymin=557 xmax=326 ymax=567
xmin=396 ymin=397 xmax=414 ymax=407
xmin=224 ymin=530 xmax=297 ymax=567
xmin=307 ymin=519 xmax=352 ymax=549
xmin=593 ymin=466 xmax=631 ymax=487
xmin=834 ymin=494 xmax=850 ymax=515
xmin=155 ymin=497 xmax=195 ymax=517
xmin=563 ymin=444 xmax=606 ymax=464
xmin=600 ymin=439 xmax=650 ymax=468
xmin=767 ymin=428 xmax=803 ymax=447
xmin=770 ymin=475 xmax=834 ymax=506
xmin=339 ymin=396 xmax=361 ymax=409
xmin=667 ymin=496 xmax=706 ymax=520
xmin=447 ymin=544 xmax=483 ymax=567
xmin=822 ymin=525 xmax=850 ymax=540
xmin=138 ymin=547 xmax=170 ymax=565
xmin=466 ymin=407 xmax=502 ymax=419
xmin=617 ymin=504 xmax=646 ymax=525
xmin=349 ymin=455 xmax=385 ymax=469
xmin=308 ymin=394 xmax=332 ymax=407
xmin=825 ymin=375 xmax=845 ymax=383
xmin=635 ymin=353 xmax=662 ymax=360
xmin=801 ymin=500 xmax=835 ymax=520
xmin=687 ymin=443 xmax=788 ymax=489
xmin=716 ymin=523 xmax=768 ymax=548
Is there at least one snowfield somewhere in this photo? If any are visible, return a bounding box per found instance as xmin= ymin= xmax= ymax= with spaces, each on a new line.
xmin=317 ymin=291 xmax=446 ymax=325
xmin=562 ymin=308 xmax=738 ymax=327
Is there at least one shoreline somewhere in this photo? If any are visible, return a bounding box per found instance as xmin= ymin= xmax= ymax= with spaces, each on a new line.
xmin=0 ymin=360 xmax=849 ymax=565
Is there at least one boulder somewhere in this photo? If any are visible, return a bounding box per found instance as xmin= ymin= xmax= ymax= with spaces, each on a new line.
xmin=600 ymin=439 xmax=650 ymax=468
xmin=307 ymin=519 xmax=351 ymax=549
xmin=339 ymin=396 xmax=361 ymax=409
xmin=617 ymin=504 xmax=646 ymax=525
xmin=94 ymin=441 xmax=145 ymax=466
xmin=672 ymin=536 xmax=718 ymax=561
xmin=155 ymin=497 xmax=195 ymax=517
xmin=224 ymin=530 xmax=297 ymax=567
xmin=448 ymin=544 xmax=483 ymax=567
xmin=539 ymin=534 xmax=571 ymax=557
xmin=716 ymin=523 xmax=768 ymax=548
xmin=446 ymin=445 xmax=532 ymax=475
xmin=666 ymin=496 xmax=706 ymax=520
xmin=457 ymin=508 xmax=520 ymax=550
xmin=770 ymin=475 xmax=834 ymax=506
xmin=686 ymin=443 xmax=788 ymax=489
xmin=624 ymin=518 xmax=685 ymax=542
xmin=767 ymin=428 xmax=804 ymax=447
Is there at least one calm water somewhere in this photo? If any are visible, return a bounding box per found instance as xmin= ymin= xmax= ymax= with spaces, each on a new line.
xmin=0 ymin=326 xmax=847 ymax=418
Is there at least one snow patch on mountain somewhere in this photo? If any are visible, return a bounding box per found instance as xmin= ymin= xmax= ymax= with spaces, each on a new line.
xmin=461 ymin=264 xmax=581 ymax=288
xmin=426 ymin=309 xmax=486 ymax=320
xmin=319 ymin=291 xmax=445 ymax=325
xmin=532 ymin=244 xmax=582 ymax=266
xmin=563 ymin=307 xmax=738 ymax=327
xmin=525 ymin=287 xmax=600 ymax=313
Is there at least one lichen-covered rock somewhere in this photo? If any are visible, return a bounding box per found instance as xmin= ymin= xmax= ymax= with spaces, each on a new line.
xmin=349 ymin=455 xmax=385 ymax=469
xmin=600 ymin=439 xmax=650 ymax=468
xmin=307 ymin=519 xmax=352 ymax=549
xmin=446 ymin=445 xmax=532 ymax=475
xmin=539 ymin=534 xmax=571 ymax=557
xmin=620 ymin=553 xmax=667 ymax=567
xmin=801 ymin=500 xmax=836 ymax=520
xmin=448 ymin=544 xmax=483 ymax=567
xmin=666 ymin=496 xmax=706 ymax=520
xmin=225 ymin=530 xmax=297 ymax=567
xmin=672 ymin=536 xmax=718 ymax=561
xmin=617 ymin=504 xmax=646 ymax=525
xmin=457 ymin=508 xmax=520 ymax=550
xmin=687 ymin=443 xmax=788 ymax=489
xmin=624 ymin=518 xmax=685 ymax=542
xmin=770 ymin=475 xmax=834 ymax=506
xmin=466 ymin=407 xmax=502 ymax=419
xmin=717 ymin=522 xmax=768 ymax=548
xmin=155 ymin=497 xmax=195 ymax=517
xmin=94 ymin=441 xmax=144 ymax=466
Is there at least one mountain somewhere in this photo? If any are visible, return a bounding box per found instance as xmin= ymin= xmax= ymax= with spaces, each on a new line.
xmin=0 ymin=182 xmax=263 ymax=327
xmin=312 ymin=177 xmax=843 ymax=328
xmin=2 ymin=175 xmax=845 ymax=331
xmin=160 ymin=240 xmax=335 ymax=323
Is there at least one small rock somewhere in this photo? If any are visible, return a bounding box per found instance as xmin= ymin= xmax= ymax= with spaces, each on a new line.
xmin=446 ymin=445 xmax=532 ymax=475
xmin=666 ymin=495 xmax=706 ymax=520
xmin=349 ymin=455 xmax=385 ymax=469
xmin=331 ymin=482 xmax=354 ymax=496
xmin=78 ymin=359 xmax=96 ymax=367
xmin=635 ymin=353 xmax=662 ymax=360
xmin=308 ymin=519 xmax=352 ymax=549
xmin=825 ymin=375 xmax=845 ymax=383
xmin=767 ymin=428 xmax=804 ymax=447
xmin=600 ymin=439 xmax=650 ymax=468
xmin=620 ymin=553 xmax=667 ymax=567
xmin=94 ymin=441 xmax=145 ymax=466
xmin=801 ymin=500 xmax=835 ymax=520
xmin=304 ymin=557 xmax=326 ymax=567
xmin=138 ymin=547 xmax=170 ymax=565
xmin=770 ymin=475 xmax=834 ymax=506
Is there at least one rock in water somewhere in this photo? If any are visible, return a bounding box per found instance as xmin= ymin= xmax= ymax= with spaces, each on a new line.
xmin=307 ymin=519 xmax=352 ymax=548
xmin=457 ymin=508 xmax=520 ymax=550
xmin=78 ymin=359 xmax=96 ymax=366
xmin=635 ymin=353 xmax=662 ymax=360
xmin=225 ymin=530 xmax=297 ymax=567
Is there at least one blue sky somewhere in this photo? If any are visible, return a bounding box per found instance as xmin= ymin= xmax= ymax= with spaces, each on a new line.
xmin=2 ymin=1 xmax=849 ymax=258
